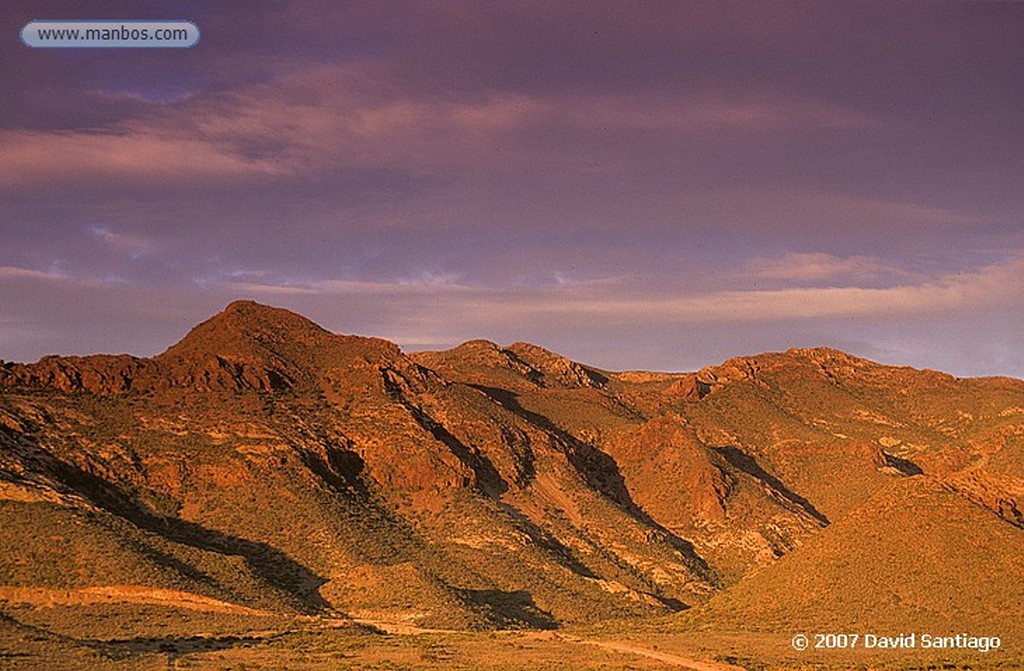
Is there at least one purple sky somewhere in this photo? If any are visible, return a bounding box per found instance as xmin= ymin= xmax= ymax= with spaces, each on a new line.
xmin=2 ymin=1 xmax=1023 ymax=376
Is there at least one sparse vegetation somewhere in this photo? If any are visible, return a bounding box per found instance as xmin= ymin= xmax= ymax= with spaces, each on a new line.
xmin=1 ymin=303 xmax=1021 ymax=669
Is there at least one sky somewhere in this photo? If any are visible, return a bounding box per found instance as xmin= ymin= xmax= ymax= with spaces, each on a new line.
xmin=2 ymin=1 xmax=1023 ymax=377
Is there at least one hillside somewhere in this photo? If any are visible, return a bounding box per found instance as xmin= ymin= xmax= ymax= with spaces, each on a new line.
xmin=1 ymin=301 xmax=1021 ymax=669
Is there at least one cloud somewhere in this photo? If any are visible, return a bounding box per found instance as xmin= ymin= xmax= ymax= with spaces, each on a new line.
xmin=209 ymin=272 xmax=478 ymax=297
xmin=0 ymin=129 xmax=287 ymax=187
xmin=0 ymin=265 xmax=139 ymax=288
xmin=88 ymin=226 xmax=158 ymax=259
xmin=744 ymin=252 xmax=909 ymax=284
xmin=0 ymin=60 xmax=878 ymax=190
xmin=541 ymin=259 xmax=1024 ymax=323
xmin=0 ymin=266 xmax=69 ymax=281
xmin=199 ymin=256 xmax=1024 ymax=326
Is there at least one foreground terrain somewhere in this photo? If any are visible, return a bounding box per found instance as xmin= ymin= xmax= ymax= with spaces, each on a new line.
xmin=1 ymin=301 xmax=1021 ymax=669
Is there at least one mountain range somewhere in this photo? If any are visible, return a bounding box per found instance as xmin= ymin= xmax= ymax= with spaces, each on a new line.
xmin=1 ymin=301 xmax=1021 ymax=669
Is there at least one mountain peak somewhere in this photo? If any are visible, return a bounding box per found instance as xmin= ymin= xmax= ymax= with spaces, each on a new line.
xmin=211 ymin=299 xmax=328 ymax=333
xmin=153 ymin=301 xmax=402 ymax=392
xmin=160 ymin=301 xmax=331 ymax=359
xmin=220 ymin=299 xmax=304 ymax=320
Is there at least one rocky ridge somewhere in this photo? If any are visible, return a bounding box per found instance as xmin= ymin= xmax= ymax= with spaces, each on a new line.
xmin=1 ymin=301 xmax=1022 ymax=636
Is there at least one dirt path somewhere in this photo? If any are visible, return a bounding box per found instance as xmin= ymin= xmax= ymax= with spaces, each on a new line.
xmin=566 ymin=636 xmax=746 ymax=671
xmin=0 ymin=589 xmax=745 ymax=669
xmin=348 ymin=619 xmax=746 ymax=670
xmin=348 ymin=618 xmax=462 ymax=635
xmin=0 ymin=585 xmax=273 ymax=617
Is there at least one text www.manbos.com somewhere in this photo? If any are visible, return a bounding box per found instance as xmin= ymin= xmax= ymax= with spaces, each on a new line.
xmin=41 ymin=25 xmax=186 ymax=40
xmin=21 ymin=21 xmax=200 ymax=48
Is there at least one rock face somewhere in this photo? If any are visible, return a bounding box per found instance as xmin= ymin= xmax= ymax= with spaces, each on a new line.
xmin=1 ymin=301 xmax=1022 ymax=634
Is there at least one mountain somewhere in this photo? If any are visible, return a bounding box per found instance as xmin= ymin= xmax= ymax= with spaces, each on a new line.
xmin=1 ymin=301 xmax=1021 ymax=668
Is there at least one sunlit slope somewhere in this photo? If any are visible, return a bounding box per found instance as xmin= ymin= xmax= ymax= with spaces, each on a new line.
xmin=686 ymin=475 xmax=1024 ymax=643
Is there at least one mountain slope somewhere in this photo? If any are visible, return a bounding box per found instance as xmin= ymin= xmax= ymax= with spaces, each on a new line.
xmin=684 ymin=475 xmax=1024 ymax=659
xmin=0 ymin=302 xmax=714 ymax=631
xmin=1 ymin=301 xmax=1021 ymax=656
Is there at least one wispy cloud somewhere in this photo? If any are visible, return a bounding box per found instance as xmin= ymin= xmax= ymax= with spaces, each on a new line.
xmin=88 ymin=226 xmax=158 ymax=260
xmin=204 ymin=270 xmax=478 ymax=297
xmin=744 ymin=252 xmax=911 ymax=284
xmin=0 ymin=265 xmax=139 ymax=288
xmin=0 ymin=129 xmax=286 ymax=186
xmin=0 ymin=62 xmax=878 ymax=189
xmin=199 ymin=257 xmax=1024 ymax=325
xmin=526 ymin=259 xmax=1024 ymax=323
xmin=0 ymin=266 xmax=69 ymax=282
